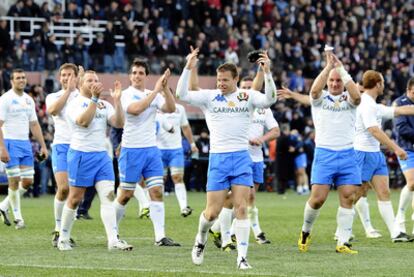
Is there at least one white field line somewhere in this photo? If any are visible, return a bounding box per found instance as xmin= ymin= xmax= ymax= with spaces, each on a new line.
xmin=0 ymin=263 xmax=283 ymax=276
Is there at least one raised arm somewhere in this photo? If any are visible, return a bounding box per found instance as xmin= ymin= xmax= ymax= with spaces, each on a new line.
xmin=310 ymin=52 xmax=334 ymax=99
xmin=160 ymin=69 xmax=176 ymax=113
xmin=127 ymin=71 xmax=168 ymax=116
xmin=76 ymin=83 xmax=103 ymax=127
xmin=277 ymin=87 xmax=310 ymax=106
xmin=251 ymin=68 xmax=264 ymax=91
xmin=47 ymin=74 xmax=77 ymax=116
xmin=258 ymin=52 xmax=277 ymax=103
xmin=109 ymin=80 xmax=124 ymax=128
xmin=331 ymin=54 xmax=360 ymax=105
xmin=177 ymin=47 xmax=199 ymax=101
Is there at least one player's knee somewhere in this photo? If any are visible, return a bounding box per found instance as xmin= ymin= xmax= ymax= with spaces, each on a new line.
xmin=57 ymin=185 xmax=69 ymax=200
xmin=172 ymin=174 xmax=183 ymax=184
xmin=309 ymin=196 xmax=326 ymax=209
xmin=149 ymin=186 xmax=163 ymax=201
xmin=96 ymin=181 xmax=116 ymax=205
xmin=21 ymin=178 xmax=33 ymax=189
xmin=407 ymin=182 xmax=414 ymax=191
xmin=117 ymin=189 xmax=133 ymax=205
xmin=233 ymin=205 xmax=247 ymax=219
xmin=204 ymin=209 xmax=219 ymax=221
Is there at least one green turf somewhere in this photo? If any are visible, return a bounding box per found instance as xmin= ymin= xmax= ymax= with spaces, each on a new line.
xmin=0 ymin=190 xmax=413 ymax=276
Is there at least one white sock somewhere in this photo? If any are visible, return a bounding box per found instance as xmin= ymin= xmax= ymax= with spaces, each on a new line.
xmin=248 ymin=206 xmax=262 ymax=237
xmin=210 ymin=218 xmax=221 ymax=233
xmin=149 ymin=201 xmax=165 ymax=242
xmin=54 ymin=197 xmax=66 ymax=232
xmin=219 ymin=208 xmax=233 ymax=246
xmin=113 ymin=200 xmax=126 ymax=227
xmin=395 ymin=185 xmax=412 ymax=233
xmin=302 ymin=201 xmax=320 ymax=233
xmin=355 ymin=197 xmax=375 ymax=233
xmin=195 ymin=212 xmax=215 ymax=245
xmin=377 ymin=201 xmax=398 ymax=238
xmin=230 ymin=218 xmax=236 ymax=236
xmin=336 ymin=207 xmax=354 ymax=246
xmin=18 ymin=183 xmax=28 ymax=195
xmin=59 ymin=205 xmax=76 ymax=242
xmin=0 ymin=196 xmax=9 ymax=211
xmin=174 ymin=183 xmax=187 ymax=211
xmin=234 ymin=219 xmax=250 ymax=261
xmin=100 ymin=202 xmax=119 ymax=244
xmin=134 ymin=185 xmax=150 ymax=210
xmin=8 ymin=188 xmax=23 ymax=221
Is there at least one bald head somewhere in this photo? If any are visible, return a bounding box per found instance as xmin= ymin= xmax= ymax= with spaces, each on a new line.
xmin=327 ymin=69 xmax=344 ymax=95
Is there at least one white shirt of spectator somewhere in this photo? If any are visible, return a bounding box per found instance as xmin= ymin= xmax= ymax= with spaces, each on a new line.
xmin=180 ymin=88 xmax=273 ymax=153
xmin=45 ymin=89 xmax=79 ymax=145
xmin=311 ymin=90 xmax=357 ymax=150
xmin=354 ymin=93 xmax=395 ymax=152
xmin=66 ymin=95 xmax=114 ymax=152
xmin=248 ymin=108 xmax=279 ymax=162
xmin=0 ymin=89 xmax=37 ymax=140
xmin=121 ymin=86 xmax=165 ymax=148
xmin=157 ymin=104 xmax=189 ymax=150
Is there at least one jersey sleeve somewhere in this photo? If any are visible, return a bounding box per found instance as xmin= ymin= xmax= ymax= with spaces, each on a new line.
xmin=45 ymin=93 xmax=55 ymax=110
xmin=0 ymin=97 xmax=7 ymax=121
xmin=264 ymin=108 xmax=278 ymax=130
xmin=310 ymin=90 xmax=328 ymax=107
xmin=28 ymin=97 xmax=38 ymax=122
xmin=180 ymin=106 xmax=189 ymax=126
xmin=105 ymin=101 xmax=115 ymax=122
xmin=155 ymin=94 xmax=166 ymax=110
xmin=120 ymin=90 xmax=134 ymax=112
xmin=378 ymin=104 xmax=395 ymax=120
xmin=360 ymin=102 xmax=380 ymax=129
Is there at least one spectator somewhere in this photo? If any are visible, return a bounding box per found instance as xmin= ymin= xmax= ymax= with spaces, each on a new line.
xmin=103 ymin=22 xmax=116 ymax=73
xmin=194 ymin=129 xmax=209 ymax=192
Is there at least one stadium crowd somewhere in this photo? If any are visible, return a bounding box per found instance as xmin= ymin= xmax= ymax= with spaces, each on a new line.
xmin=0 ymin=0 xmax=413 ymax=196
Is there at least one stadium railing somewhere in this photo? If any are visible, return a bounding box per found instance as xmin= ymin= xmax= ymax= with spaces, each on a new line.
xmin=0 ymin=16 xmax=143 ymax=47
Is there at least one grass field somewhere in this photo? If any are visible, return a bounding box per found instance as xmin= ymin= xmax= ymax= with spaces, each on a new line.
xmin=0 ymin=190 xmax=413 ymax=276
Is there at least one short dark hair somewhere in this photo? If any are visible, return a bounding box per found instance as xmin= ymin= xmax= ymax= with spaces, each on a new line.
xmin=129 ymin=59 xmax=149 ymax=75
xmin=407 ymin=77 xmax=414 ymax=90
xmin=362 ymin=70 xmax=382 ymax=89
xmin=217 ymin=63 xmax=238 ymax=78
xmin=11 ymin=68 xmax=25 ymax=80
xmin=59 ymin=63 xmax=79 ymax=76
xmin=240 ymin=76 xmax=253 ymax=82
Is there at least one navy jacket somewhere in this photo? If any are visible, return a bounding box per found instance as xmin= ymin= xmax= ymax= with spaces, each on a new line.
xmin=394 ymin=95 xmax=414 ymax=151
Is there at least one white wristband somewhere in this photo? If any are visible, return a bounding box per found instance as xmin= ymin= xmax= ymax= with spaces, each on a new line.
xmin=336 ymin=66 xmax=352 ymax=85
xmin=191 ymin=142 xmax=196 ymax=147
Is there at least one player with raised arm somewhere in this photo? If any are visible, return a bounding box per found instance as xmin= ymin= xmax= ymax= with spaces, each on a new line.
xmin=298 ymin=50 xmax=361 ymax=254
xmin=45 ymin=63 xmax=80 ymax=247
xmin=177 ymin=47 xmax=277 ymax=269
xmin=156 ymin=102 xmax=198 ymax=217
xmin=0 ymin=69 xmax=48 ymax=229
xmin=57 ymin=71 xmax=132 ymax=251
xmin=112 ymin=59 xmax=180 ymax=247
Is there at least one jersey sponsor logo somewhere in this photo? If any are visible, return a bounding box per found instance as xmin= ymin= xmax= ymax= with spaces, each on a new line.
xmin=323 ymin=94 xmax=350 ymax=111
xmin=133 ymin=95 xmax=141 ymax=100
xmin=11 ymin=100 xmax=19 ymax=105
xmin=228 ymin=101 xmax=236 ymax=107
xmin=256 ymin=108 xmax=265 ymax=114
xmin=237 ymin=92 xmax=249 ymax=101
xmin=212 ymin=94 xmax=227 ymax=102
xmin=213 ymin=106 xmax=249 ymax=113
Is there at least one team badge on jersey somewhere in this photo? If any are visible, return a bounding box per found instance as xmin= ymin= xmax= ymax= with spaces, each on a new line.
xmin=237 ymin=92 xmax=249 ymax=101
xmin=97 ymin=102 xmax=106 ymax=109
xmin=25 ymin=98 xmax=31 ymax=106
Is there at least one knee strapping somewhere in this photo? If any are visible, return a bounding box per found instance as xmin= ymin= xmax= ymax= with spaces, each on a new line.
xmin=119 ymin=182 xmax=136 ymax=191
xmin=6 ymin=167 xmax=20 ymax=178
xmin=20 ymin=167 xmax=34 ymax=179
xmin=170 ymin=167 xmax=184 ymax=176
xmin=96 ymin=181 xmax=115 ymax=205
xmin=146 ymin=176 xmax=163 ymax=188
